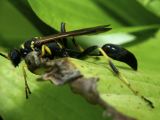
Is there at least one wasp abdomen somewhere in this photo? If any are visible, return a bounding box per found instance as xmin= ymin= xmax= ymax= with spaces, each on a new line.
xmin=102 ymin=44 xmax=138 ymax=70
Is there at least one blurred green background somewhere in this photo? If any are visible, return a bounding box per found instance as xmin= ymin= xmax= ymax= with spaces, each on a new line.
xmin=0 ymin=0 xmax=160 ymax=120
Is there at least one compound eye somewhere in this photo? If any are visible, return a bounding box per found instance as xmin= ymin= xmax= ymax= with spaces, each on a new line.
xmin=9 ymin=49 xmax=21 ymax=67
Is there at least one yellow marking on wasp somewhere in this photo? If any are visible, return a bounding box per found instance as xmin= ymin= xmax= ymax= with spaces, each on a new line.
xmin=44 ymin=45 xmax=52 ymax=55
xmin=31 ymin=41 xmax=35 ymax=50
xmin=21 ymin=44 xmax=25 ymax=49
xmin=41 ymin=45 xmax=52 ymax=57
xmin=57 ymin=42 xmax=63 ymax=49
xmin=98 ymin=47 xmax=138 ymax=96
xmin=72 ymin=38 xmax=84 ymax=52
xmin=41 ymin=45 xmax=45 ymax=56
xmin=34 ymin=37 xmax=39 ymax=39
xmin=98 ymin=48 xmax=110 ymax=60
xmin=78 ymin=45 xmax=84 ymax=52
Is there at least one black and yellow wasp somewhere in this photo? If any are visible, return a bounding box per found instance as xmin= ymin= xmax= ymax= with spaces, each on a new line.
xmin=0 ymin=23 xmax=139 ymax=100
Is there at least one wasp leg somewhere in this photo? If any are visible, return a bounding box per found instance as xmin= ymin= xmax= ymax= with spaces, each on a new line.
xmin=60 ymin=22 xmax=68 ymax=47
xmin=77 ymin=46 xmax=135 ymax=89
xmin=72 ymin=37 xmax=84 ymax=52
xmin=76 ymin=46 xmax=98 ymax=58
xmin=98 ymin=48 xmax=138 ymax=93
xmin=60 ymin=22 xmax=84 ymax=52
xmin=0 ymin=52 xmax=9 ymax=59
xmin=98 ymin=48 xmax=154 ymax=108
xmin=22 ymin=66 xmax=31 ymax=99
xmin=72 ymin=45 xmax=136 ymax=85
xmin=102 ymin=44 xmax=138 ymax=70
xmin=76 ymin=46 xmax=153 ymax=108
xmin=41 ymin=45 xmax=52 ymax=57
xmin=61 ymin=22 xmax=66 ymax=33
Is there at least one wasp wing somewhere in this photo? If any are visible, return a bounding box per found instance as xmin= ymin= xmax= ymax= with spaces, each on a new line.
xmin=34 ymin=25 xmax=111 ymax=46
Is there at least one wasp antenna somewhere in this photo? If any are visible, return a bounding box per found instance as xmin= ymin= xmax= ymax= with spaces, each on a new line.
xmin=0 ymin=52 xmax=9 ymax=60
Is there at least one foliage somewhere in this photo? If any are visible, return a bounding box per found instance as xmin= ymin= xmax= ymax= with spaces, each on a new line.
xmin=0 ymin=0 xmax=160 ymax=120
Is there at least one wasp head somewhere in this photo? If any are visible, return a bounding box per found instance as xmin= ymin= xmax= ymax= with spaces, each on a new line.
xmin=8 ymin=49 xmax=21 ymax=67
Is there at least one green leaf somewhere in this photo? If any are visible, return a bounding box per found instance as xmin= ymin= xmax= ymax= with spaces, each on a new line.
xmin=138 ymin=0 xmax=160 ymax=17
xmin=1 ymin=0 xmax=160 ymax=120
xmin=1 ymin=30 xmax=160 ymax=120
xmin=28 ymin=0 xmax=160 ymax=45
xmin=0 ymin=58 xmax=106 ymax=120
xmin=28 ymin=0 xmax=121 ymax=30
xmin=69 ymin=24 xmax=160 ymax=48
xmin=28 ymin=0 xmax=160 ymax=30
xmin=0 ymin=0 xmax=41 ymax=48
xmin=68 ymin=31 xmax=160 ymax=120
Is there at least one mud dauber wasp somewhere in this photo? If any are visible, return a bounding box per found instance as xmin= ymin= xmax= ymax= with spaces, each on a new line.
xmin=0 ymin=23 xmax=153 ymax=108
